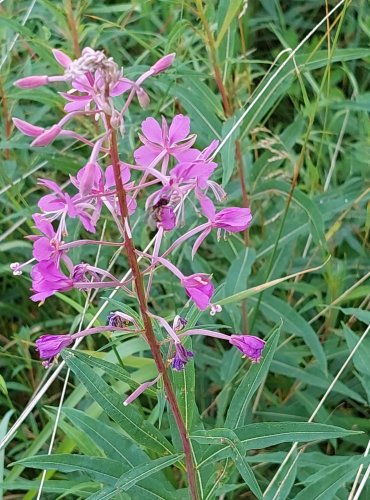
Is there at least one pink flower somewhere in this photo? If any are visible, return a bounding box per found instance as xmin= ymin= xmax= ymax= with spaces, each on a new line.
xmin=191 ymin=197 xmax=252 ymax=257
xmin=30 ymin=214 xmax=60 ymax=262
xmin=14 ymin=75 xmax=49 ymax=89
xmin=229 ymin=335 xmax=266 ymax=362
xmin=38 ymin=178 xmax=96 ymax=233
xmin=171 ymin=343 xmax=194 ymax=371
xmin=181 ymin=273 xmax=214 ymax=310
xmin=134 ymin=115 xmax=195 ymax=167
xmin=30 ymin=261 xmax=74 ymax=302
xmin=35 ymin=334 xmax=73 ymax=367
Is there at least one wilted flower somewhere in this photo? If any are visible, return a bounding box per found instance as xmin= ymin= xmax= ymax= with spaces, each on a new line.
xmin=172 ymin=343 xmax=194 ymax=371
xmin=229 ymin=335 xmax=266 ymax=362
xmin=30 ymin=261 xmax=74 ymax=303
xmin=35 ymin=334 xmax=73 ymax=367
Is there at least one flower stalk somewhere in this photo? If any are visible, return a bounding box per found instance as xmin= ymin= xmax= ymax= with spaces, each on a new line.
xmin=107 ymin=123 xmax=199 ymax=500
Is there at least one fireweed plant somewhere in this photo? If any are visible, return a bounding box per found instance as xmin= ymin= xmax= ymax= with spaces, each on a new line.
xmin=11 ymin=48 xmax=264 ymax=497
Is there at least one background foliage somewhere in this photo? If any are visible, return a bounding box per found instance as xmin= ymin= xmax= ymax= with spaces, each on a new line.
xmin=0 ymin=0 xmax=369 ymax=498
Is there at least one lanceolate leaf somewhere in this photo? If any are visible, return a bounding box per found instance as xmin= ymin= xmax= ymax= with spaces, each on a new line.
xmin=62 ymin=350 xmax=174 ymax=455
xmin=293 ymin=456 xmax=370 ymax=500
xmin=115 ymin=454 xmax=184 ymax=490
xmin=15 ymin=455 xmax=127 ymax=486
xmin=193 ymin=422 xmax=362 ymax=467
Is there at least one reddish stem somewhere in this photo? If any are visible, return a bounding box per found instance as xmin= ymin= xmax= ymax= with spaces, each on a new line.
xmin=107 ymin=123 xmax=199 ymax=499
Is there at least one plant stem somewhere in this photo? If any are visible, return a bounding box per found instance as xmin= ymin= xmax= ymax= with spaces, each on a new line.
xmin=107 ymin=124 xmax=199 ymax=500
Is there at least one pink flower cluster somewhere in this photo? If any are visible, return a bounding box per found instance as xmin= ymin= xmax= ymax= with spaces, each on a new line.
xmin=12 ymin=47 xmax=265 ymax=395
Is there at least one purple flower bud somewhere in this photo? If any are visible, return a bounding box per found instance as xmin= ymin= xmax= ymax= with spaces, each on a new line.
xmin=229 ymin=335 xmax=266 ymax=362
xmin=181 ymin=273 xmax=214 ymax=310
xmin=151 ymin=53 xmax=176 ymax=75
xmin=35 ymin=334 xmax=73 ymax=367
xmin=14 ymin=75 xmax=49 ymax=89
xmin=12 ymin=118 xmax=44 ymax=137
xmin=31 ymin=124 xmax=62 ymax=147
xmin=172 ymin=343 xmax=194 ymax=371
xmin=52 ymin=49 xmax=72 ymax=68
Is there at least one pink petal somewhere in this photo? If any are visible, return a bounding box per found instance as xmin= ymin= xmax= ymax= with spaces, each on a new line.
xmin=110 ymin=80 xmax=132 ymax=96
xmin=141 ymin=117 xmax=163 ymax=144
xmin=33 ymin=237 xmax=54 ymax=261
xmin=64 ymin=100 xmax=90 ymax=112
xmin=134 ymin=145 xmax=161 ymax=167
xmin=191 ymin=227 xmax=211 ymax=259
xmin=105 ymin=163 xmax=130 ymax=188
xmin=199 ymin=196 xmax=216 ymax=220
xmin=169 ymin=114 xmax=190 ymax=144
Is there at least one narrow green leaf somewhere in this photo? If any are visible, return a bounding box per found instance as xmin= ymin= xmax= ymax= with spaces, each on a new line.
xmin=115 ymin=454 xmax=183 ymax=490
xmin=221 ymin=113 xmax=241 ymax=186
xmin=70 ymin=351 xmax=156 ymax=398
xmin=263 ymin=447 xmax=298 ymax=500
xmin=224 ymin=247 xmax=256 ymax=297
xmin=344 ymin=324 xmax=370 ymax=376
xmin=253 ymin=180 xmax=327 ymax=248
xmin=216 ymin=0 xmax=243 ymax=47
xmin=192 ymin=429 xmax=262 ymax=498
xmin=250 ymin=295 xmax=327 ymax=371
xmin=63 ymin=408 xmax=151 ymax=466
xmin=194 ymin=422 xmax=361 ymax=467
xmin=62 ymin=350 xmax=174 ymax=455
xmin=15 ymin=455 xmax=127 ymax=486
xmin=0 ymin=410 xmax=13 ymax=500
xmin=293 ymin=456 xmax=370 ymax=500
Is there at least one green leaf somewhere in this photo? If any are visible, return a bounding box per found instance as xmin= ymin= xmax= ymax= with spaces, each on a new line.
xmin=253 ymin=180 xmax=327 ymax=249
xmin=115 ymin=454 xmax=184 ymax=490
xmin=216 ymin=0 xmax=243 ymax=47
xmin=293 ymin=456 xmax=370 ymax=500
xmin=62 ymin=350 xmax=174 ymax=455
xmin=250 ymin=295 xmax=327 ymax=371
xmin=224 ymin=247 xmax=256 ymax=297
xmin=70 ymin=351 xmax=156 ymax=398
xmin=221 ymin=113 xmax=242 ymax=186
xmin=15 ymin=455 xmax=127 ymax=486
xmin=171 ymin=78 xmax=222 ymax=143
xmin=0 ymin=410 xmax=13 ymax=500
xmin=225 ymin=325 xmax=281 ymax=428
xmin=263 ymin=448 xmax=298 ymax=500
xmin=194 ymin=422 xmax=361 ymax=467
xmin=193 ymin=428 xmax=262 ymax=499
xmin=0 ymin=376 xmax=8 ymax=397
xmin=63 ymin=408 xmax=152 ymax=466
xmin=344 ymin=324 xmax=370 ymax=376
xmin=219 ymin=258 xmax=329 ymax=306
xmin=172 ymin=337 xmax=196 ymax=431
